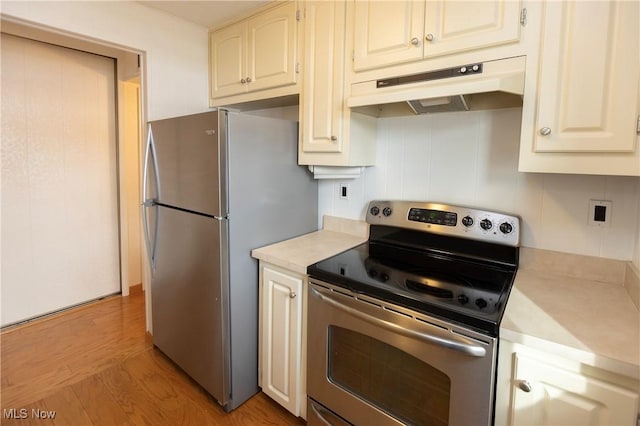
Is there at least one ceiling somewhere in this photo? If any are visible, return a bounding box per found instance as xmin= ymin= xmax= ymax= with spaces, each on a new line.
xmin=137 ymin=0 xmax=271 ymax=29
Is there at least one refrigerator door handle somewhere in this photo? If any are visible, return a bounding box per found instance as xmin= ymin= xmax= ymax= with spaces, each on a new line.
xmin=142 ymin=125 xmax=161 ymax=273
xmin=141 ymin=202 xmax=158 ymax=273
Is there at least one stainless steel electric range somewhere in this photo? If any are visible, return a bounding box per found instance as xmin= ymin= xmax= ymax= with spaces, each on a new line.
xmin=306 ymin=200 xmax=520 ymax=426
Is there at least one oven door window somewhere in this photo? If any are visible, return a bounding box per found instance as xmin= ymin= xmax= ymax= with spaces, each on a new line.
xmin=328 ymin=326 xmax=451 ymax=426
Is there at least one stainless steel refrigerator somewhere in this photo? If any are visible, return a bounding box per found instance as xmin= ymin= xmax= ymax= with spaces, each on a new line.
xmin=142 ymin=110 xmax=318 ymax=411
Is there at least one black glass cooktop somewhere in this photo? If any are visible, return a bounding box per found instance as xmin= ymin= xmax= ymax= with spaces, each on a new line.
xmin=307 ymin=234 xmax=518 ymax=337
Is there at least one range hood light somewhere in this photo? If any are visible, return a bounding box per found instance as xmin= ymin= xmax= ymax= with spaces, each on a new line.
xmin=407 ymin=95 xmax=469 ymax=114
xmin=417 ymin=97 xmax=452 ymax=107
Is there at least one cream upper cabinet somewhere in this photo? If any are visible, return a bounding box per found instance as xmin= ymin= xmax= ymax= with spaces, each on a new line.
xmin=534 ymin=1 xmax=638 ymax=153
xmin=425 ymin=0 xmax=522 ymax=57
xmin=209 ymin=1 xmax=299 ymax=105
xmin=299 ymin=1 xmax=376 ymax=166
xmin=518 ymin=0 xmax=640 ymax=175
xmin=258 ymin=264 xmax=305 ymax=418
xmin=210 ymin=22 xmax=247 ymax=99
xmin=353 ymin=0 xmax=425 ymax=71
xmin=246 ymin=3 xmax=298 ymax=93
xmin=496 ymin=341 xmax=639 ymax=426
xmin=352 ymin=0 xmax=522 ymax=72
xmin=300 ymin=1 xmax=346 ymax=155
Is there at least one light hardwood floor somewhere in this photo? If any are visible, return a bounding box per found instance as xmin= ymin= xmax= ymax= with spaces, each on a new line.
xmin=0 ymin=289 xmax=305 ymax=425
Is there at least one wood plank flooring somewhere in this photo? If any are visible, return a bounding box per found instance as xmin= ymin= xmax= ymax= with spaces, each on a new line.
xmin=0 ymin=289 xmax=305 ymax=425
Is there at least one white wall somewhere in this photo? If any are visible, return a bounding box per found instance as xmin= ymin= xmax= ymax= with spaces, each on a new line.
xmin=319 ymin=108 xmax=640 ymax=264
xmin=0 ymin=1 xmax=210 ymax=121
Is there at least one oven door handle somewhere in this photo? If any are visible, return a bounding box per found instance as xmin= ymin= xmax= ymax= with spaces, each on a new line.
xmin=311 ymin=287 xmax=487 ymax=357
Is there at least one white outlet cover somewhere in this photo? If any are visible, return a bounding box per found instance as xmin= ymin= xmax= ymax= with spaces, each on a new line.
xmin=339 ymin=183 xmax=350 ymax=200
xmin=588 ymin=199 xmax=612 ymax=227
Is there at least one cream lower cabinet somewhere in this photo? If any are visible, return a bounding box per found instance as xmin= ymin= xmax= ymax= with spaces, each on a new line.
xmin=519 ymin=0 xmax=640 ymax=175
xmin=209 ymin=1 xmax=299 ymax=105
xmin=496 ymin=340 xmax=640 ymax=426
xmin=258 ymin=263 xmax=306 ymax=418
xmin=298 ymin=0 xmax=376 ymax=166
xmin=352 ymin=0 xmax=522 ymax=72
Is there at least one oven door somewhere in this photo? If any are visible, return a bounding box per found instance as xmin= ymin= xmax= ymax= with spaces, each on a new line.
xmin=307 ymin=280 xmax=497 ymax=426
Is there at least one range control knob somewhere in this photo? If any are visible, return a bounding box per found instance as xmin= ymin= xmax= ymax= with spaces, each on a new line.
xmin=457 ymin=294 xmax=469 ymax=305
xmin=460 ymin=66 xmax=468 ymax=73
xmin=480 ymin=219 xmax=493 ymax=231
xmin=370 ymin=206 xmax=380 ymax=216
xmin=472 ymin=64 xmax=480 ymax=72
xmin=499 ymin=222 xmax=513 ymax=234
xmin=382 ymin=207 xmax=393 ymax=217
xmin=461 ymin=216 xmax=474 ymax=227
xmin=475 ymin=298 xmax=487 ymax=309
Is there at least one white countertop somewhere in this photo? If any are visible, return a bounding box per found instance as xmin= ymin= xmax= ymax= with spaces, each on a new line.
xmin=501 ymin=247 xmax=640 ymax=379
xmin=251 ymin=216 xmax=369 ymax=274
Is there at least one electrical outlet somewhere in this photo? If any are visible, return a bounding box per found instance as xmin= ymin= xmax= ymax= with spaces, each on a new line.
xmin=339 ymin=183 xmax=349 ymax=200
xmin=338 ymin=263 xmax=348 ymax=276
xmin=588 ymin=200 xmax=612 ymax=227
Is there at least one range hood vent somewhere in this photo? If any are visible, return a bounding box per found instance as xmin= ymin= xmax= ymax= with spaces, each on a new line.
xmin=348 ymin=56 xmax=526 ymax=117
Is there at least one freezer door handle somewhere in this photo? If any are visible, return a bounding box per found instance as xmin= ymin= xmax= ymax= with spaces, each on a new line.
xmin=143 ymin=124 xmax=161 ymax=202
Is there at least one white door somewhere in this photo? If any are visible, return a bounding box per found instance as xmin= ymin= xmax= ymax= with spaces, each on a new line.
xmin=260 ymin=265 xmax=303 ymax=416
xmin=1 ymin=34 xmax=121 ymax=327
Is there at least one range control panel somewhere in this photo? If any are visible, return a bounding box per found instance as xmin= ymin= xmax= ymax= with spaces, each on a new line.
xmin=366 ymin=200 xmax=520 ymax=247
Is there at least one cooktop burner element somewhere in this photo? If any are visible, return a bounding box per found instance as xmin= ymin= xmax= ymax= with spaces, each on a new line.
xmin=307 ymin=201 xmax=520 ymax=336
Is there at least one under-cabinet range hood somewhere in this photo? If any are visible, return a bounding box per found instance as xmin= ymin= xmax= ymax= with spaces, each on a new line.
xmin=348 ymin=56 xmax=526 ymax=116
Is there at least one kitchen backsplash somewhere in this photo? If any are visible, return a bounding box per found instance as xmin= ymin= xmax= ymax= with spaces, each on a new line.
xmin=318 ymin=108 xmax=640 ymax=264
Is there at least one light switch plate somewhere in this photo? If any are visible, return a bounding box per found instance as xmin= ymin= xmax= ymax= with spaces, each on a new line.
xmin=588 ymin=199 xmax=612 ymax=227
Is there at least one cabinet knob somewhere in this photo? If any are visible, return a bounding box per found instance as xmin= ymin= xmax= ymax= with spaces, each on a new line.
xmin=410 ymin=37 xmax=420 ymax=46
xmin=539 ymin=127 xmax=552 ymax=136
xmin=330 ymin=136 xmax=337 ymax=141
xmin=240 ymin=78 xmax=247 ymax=84
xmin=246 ymin=77 xmax=252 ymax=83
xmin=517 ymin=380 xmax=532 ymax=392
xmin=425 ymin=33 xmax=434 ymax=42
xmin=289 ymin=291 xmax=297 ymax=299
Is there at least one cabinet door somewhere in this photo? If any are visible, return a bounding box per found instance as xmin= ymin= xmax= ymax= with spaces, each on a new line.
xmin=424 ymin=0 xmax=521 ymax=58
xmin=260 ymin=266 xmax=303 ymax=416
xmin=511 ymin=353 xmax=639 ymax=425
xmin=247 ymin=2 xmax=298 ymax=92
xmin=301 ymin=1 xmax=345 ymax=154
xmin=533 ymin=0 xmax=639 ymax=152
xmin=352 ymin=0 xmax=425 ymax=71
xmin=210 ymin=22 xmax=247 ymax=99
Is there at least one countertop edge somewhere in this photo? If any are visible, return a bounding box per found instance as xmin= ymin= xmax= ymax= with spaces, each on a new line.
xmin=251 ymin=224 xmax=368 ymax=275
xmin=500 ymin=326 xmax=640 ymax=380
